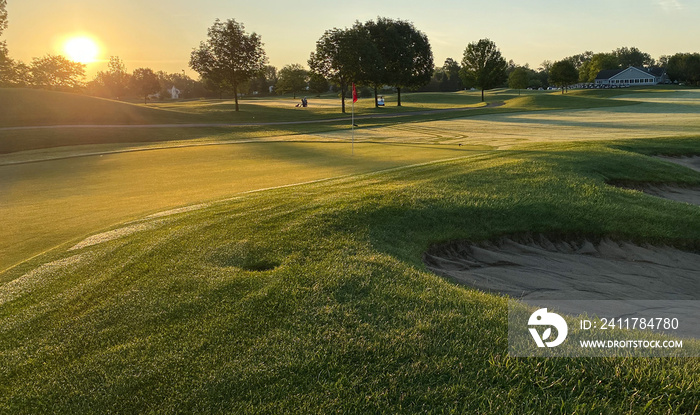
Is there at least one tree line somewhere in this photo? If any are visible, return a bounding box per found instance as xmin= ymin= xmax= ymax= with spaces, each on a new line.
xmin=2 ymin=3 xmax=700 ymax=109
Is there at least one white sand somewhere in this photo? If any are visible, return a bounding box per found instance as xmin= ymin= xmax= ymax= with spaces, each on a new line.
xmin=425 ymin=236 xmax=700 ymax=336
xmin=657 ymin=155 xmax=700 ymax=174
xmin=425 ymin=235 xmax=700 ymax=301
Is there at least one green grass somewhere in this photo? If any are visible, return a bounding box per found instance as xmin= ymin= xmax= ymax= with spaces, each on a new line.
xmin=2 ymin=88 xmax=700 ymax=413
xmin=0 ymin=142 xmax=488 ymax=271
xmin=1 ymin=138 xmax=700 ymax=413
xmin=0 ymin=88 xmax=640 ymax=154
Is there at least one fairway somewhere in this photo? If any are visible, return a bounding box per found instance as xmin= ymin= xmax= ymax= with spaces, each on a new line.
xmin=0 ymin=141 xmax=483 ymax=271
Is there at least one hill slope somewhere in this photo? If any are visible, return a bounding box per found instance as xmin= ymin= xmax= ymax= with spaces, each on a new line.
xmin=0 ymin=88 xmax=201 ymax=127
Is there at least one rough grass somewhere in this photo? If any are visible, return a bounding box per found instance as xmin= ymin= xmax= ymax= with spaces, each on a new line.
xmin=1 ymin=139 xmax=700 ymax=413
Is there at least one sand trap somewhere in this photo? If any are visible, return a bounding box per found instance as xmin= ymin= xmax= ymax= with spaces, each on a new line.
xmin=615 ymin=182 xmax=700 ymax=206
xmin=657 ymin=155 xmax=700 ymax=174
xmin=608 ymin=156 xmax=700 ymax=206
xmin=425 ymin=235 xmax=700 ymax=336
xmin=424 ymin=235 xmax=700 ymax=301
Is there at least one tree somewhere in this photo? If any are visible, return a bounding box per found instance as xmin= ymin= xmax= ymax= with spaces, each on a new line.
xmin=190 ymin=19 xmax=267 ymax=112
xmin=247 ymin=65 xmax=277 ymax=95
xmin=131 ymin=68 xmax=161 ymax=104
xmin=666 ymin=53 xmax=700 ymax=86
xmin=441 ymin=58 xmax=463 ymax=91
xmin=508 ymin=67 xmax=529 ymax=95
xmin=579 ymin=53 xmax=619 ymax=82
xmin=549 ymin=60 xmax=578 ymax=93
xmin=365 ymin=18 xmax=433 ymax=106
xmin=0 ymin=0 xmax=13 ymax=86
xmin=30 ymin=55 xmax=85 ymax=90
xmin=614 ymin=46 xmax=653 ymax=68
xmin=276 ymin=64 xmax=308 ymax=98
xmin=460 ymin=38 xmax=507 ymax=102
xmin=563 ymin=51 xmax=593 ymax=70
xmin=0 ymin=0 xmax=7 ymax=38
xmin=309 ymin=27 xmax=370 ymax=113
xmin=308 ymin=72 xmax=329 ymax=94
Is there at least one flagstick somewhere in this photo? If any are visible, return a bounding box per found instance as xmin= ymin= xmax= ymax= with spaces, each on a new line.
xmin=351 ymin=98 xmax=354 ymax=156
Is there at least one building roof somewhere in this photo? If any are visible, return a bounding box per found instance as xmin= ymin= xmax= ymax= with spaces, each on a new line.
xmin=595 ymin=66 xmax=662 ymax=80
xmin=595 ymin=69 xmax=624 ymax=80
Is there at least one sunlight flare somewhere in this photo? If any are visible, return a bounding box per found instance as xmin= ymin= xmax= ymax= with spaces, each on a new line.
xmin=63 ymin=36 xmax=100 ymax=63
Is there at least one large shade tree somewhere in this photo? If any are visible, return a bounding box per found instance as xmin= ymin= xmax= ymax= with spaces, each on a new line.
xmin=190 ymin=19 xmax=267 ymax=111
xmin=666 ymin=53 xmax=700 ymax=86
xmin=309 ymin=27 xmax=373 ymax=113
xmin=579 ymin=53 xmax=619 ymax=82
xmin=365 ymin=18 xmax=433 ymax=107
xmin=276 ymin=64 xmax=308 ymax=98
xmin=549 ymin=60 xmax=579 ymax=93
xmin=460 ymin=38 xmax=507 ymax=102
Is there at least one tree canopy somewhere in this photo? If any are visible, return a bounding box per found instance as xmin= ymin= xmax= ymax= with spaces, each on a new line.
xmin=460 ymin=38 xmax=507 ymax=101
xmin=508 ymin=67 xmax=529 ymax=95
xmin=579 ymin=53 xmax=620 ymax=82
xmin=190 ymin=19 xmax=267 ymax=111
xmin=30 ymin=55 xmax=85 ymax=90
xmin=309 ymin=27 xmax=373 ymax=113
xmin=549 ymin=60 xmax=578 ymax=92
xmin=614 ymin=46 xmax=653 ymax=68
xmin=0 ymin=0 xmax=7 ymax=38
xmin=666 ymin=53 xmax=700 ymax=85
xmin=364 ymin=18 xmax=433 ymax=106
xmin=276 ymin=64 xmax=308 ymax=98
xmin=131 ymin=68 xmax=161 ymax=104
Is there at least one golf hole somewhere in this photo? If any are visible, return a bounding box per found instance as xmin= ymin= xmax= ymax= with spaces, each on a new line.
xmin=209 ymin=241 xmax=281 ymax=272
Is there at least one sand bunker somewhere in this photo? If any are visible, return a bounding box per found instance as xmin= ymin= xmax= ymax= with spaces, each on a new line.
xmin=617 ymin=182 xmax=700 ymax=206
xmin=610 ymin=156 xmax=700 ymax=206
xmin=424 ymin=235 xmax=700 ymax=301
xmin=658 ymin=155 xmax=700 ymax=174
xmin=425 ymin=235 xmax=700 ymax=335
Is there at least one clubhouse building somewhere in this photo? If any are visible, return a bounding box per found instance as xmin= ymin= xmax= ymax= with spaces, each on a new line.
xmin=594 ymin=66 xmax=668 ymax=87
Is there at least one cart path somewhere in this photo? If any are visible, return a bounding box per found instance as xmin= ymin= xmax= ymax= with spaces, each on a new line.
xmin=0 ymin=102 xmax=505 ymax=131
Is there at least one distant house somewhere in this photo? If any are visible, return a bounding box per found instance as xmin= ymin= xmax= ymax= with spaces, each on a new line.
xmin=169 ymin=85 xmax=181 ymax=99
xmin=594 ymin=67 xmax=667 ymax=86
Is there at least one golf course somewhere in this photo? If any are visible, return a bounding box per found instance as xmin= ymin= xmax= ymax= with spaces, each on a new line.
xmin=1 ymin=87 xmax=700 ymax=413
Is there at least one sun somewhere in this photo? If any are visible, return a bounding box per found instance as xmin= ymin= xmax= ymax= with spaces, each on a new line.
xmin=63 ymin=36 xmax=100 ymax=64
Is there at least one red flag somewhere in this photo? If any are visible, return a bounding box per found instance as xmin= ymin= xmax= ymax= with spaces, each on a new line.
xmin=352 ymin=83 xmax=358 ymax=103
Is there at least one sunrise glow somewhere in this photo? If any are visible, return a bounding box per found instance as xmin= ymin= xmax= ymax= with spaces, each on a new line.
xmin=63 ymin=36 xmax=100 ymax=64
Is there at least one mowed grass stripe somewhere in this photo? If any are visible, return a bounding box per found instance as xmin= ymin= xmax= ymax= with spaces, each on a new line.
xmin=0 ymin=142 xmax=486 ymax=272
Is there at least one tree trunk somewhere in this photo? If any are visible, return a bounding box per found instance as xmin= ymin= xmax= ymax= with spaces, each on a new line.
xmin=397 ymin=87 xmax=401 ymax=106
xmin=374 ymin=86 xmax=378 ymax=108
xmin=144 ymin=95 xmax=147 ymax=105
xmin=233 ymin=79 xmax=239 ymax=111
xmin=341 ymin=83 xmax=346 ymax=113
xmin=481 ymin=88 xmax=485 ymax=102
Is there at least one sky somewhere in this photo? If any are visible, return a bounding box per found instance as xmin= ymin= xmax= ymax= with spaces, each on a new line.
xmin=3 ymin=0 xmax=699 ymax=79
